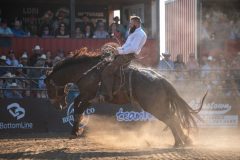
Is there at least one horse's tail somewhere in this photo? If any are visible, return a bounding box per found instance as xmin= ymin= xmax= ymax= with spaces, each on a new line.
xmin=163 ymin=80 xmax=204 ymax=130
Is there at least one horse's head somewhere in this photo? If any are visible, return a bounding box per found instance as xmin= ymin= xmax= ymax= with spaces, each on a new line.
xmin=44 ymin=73 xmax=66 ymax=110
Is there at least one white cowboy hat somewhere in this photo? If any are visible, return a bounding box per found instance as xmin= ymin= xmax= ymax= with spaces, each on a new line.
xmin=9 ymin=82 xmax=18 ymax=87
xmin=162 ymin=52 xmax=171 ymax=56
xmin=4 ymin=72 xmax=15 ymax=78
xmin=0 ymin=55 xmax=6 ymax=61
xmin=207 ymin=56 xmax=213 ymax=61
xmin=33 ymin=45 xmax=41 ymax=50
xmin=39 ymin=54 xmax=47 ymax=60
xmin=21 ymin=53 xmax=28 ymax=59
xmin=17 ymin=64 xmax=23 ymax=68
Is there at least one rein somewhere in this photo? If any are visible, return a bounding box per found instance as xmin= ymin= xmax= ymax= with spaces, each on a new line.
xmin=75 ymin=59 xmax=107 ymax=84
xmin=49 ymin=59 xmax=107 ymax=100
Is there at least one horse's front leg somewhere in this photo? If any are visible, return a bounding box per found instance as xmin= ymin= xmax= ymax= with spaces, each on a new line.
xmin=71 ymin=95 xmax=90 ymax=137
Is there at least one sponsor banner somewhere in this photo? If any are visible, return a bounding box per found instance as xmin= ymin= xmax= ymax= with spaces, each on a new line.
xmin=196 ymin=115 xmax=238 ymax=128
xmin=190 ymin=98 xmax=239 ymax=128
xmin=62 ymin=102 xmax=95 ymax=128
xmin=0 ymin=99 xmax=47 ymax=133
xmin=116 ymin=108 xmax=156 ymax=122
xmin=0 ymin=97 xmax=239 ymax=133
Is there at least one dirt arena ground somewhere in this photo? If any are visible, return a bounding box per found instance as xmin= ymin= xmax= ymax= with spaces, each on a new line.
xmin=1 ymin=116 xmax=240 ymax=160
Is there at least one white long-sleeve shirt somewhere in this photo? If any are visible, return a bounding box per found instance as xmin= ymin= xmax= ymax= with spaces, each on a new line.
xmin=117 ymin=27 xmax=147 ymax=55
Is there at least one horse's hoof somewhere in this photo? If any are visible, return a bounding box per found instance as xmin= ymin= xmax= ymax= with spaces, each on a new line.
xmin=69 ymin=135 xmax=78 ymax=139
xmin=184 ymin=137 xmax=194 ymax=147
xmin=174 ymin=142 xmax=184 ymax=148
xmin=76 ymin=128 xmax=84 ymax=136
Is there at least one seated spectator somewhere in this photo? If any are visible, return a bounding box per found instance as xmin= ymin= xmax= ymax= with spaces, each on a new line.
xmin=157 ymin=52 xmax=174 ymax=79
xmin=15 ymin=63 xmax=30 ymax=97
xmin=39 ymin=10 xmax=54 ymax=36
xmin=52 ymin=55 xmax=62 ymax=66
xmin=75 ymin=26 xmax=83 ymax=38
xmin=4 ymin=82 xmax=23 ymax=99
xmin=79 ymin=14 xmax=94 ymax=34
xmin=82 ymin=24 xmax=93 ymax=38
xmin=11 ymin=19 xmax=28 ymax=37
xmin=41 ymin=26 xmax=53 ymax=38
xmin=109 ymin=23 xmax=122 ymax=40
xmin=174 ymin=54 xmax=186 ymax=80
xmin=201 ymin=56 xmax=221 ymax=92
xmin=201 ymin=55 xmax=213 ymax=79
xmin=0 ymin=62 xmax=10 ymax=98
xmin=186 ymin=53 xmax=199 ymax=79
xmin=38 ymin=70 xmax=47 ymax=98
xmin=6 ymin=50 xmax=19 ymax=66
xmin=55 ymin=22 xmax=70 ymax=38
xmin=157 ymin=52 xmax=174 ymax=70
xmin=45 ymin=51 xmax=53 ymax=67
xmin=0 ymin=55 xmax=8 ymax=76
xmin=19 ymin=52 xmax=29 ymax=68
xmin=14 ymin=64 xmax=26 ymax=87
xmin=29 ymin=54 xmax=47 ymax=97
xmin=35 ymin=54 xmax=47 ymax=67
xmin=112 ymin=16 xmax=126 ymax=38
xmin=174 ymin=54 xmax=186 ymax=70
xmin=0 ymin=19 xmax=13 ymax=36
xmin=28 ymin=45 xmax=42 ymax=66
xmin=52 ymin=8 xmax=69 ymax=35
xmin=93 ymin=21 xmax=109 ymax=39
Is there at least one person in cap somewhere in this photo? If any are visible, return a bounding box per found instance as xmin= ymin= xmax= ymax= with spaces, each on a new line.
xmin=28 ymin=45 xmax=42 ymax=66
xmin=18 ymin=52 xmax=29 ymax=75
xmin=0 ymin=55 xmax=8 ymax=76
xmin=93 ymin=21 xmax=109 ymax=38
xmin=6 ymin=49 xmax=19 ymax=66
xmin=90 ymin=16 xmax=147 ymax=103
xmin=186 ymin=53 xmax=199 ymax=79
xmin=79 ymin=14 xmax=94 ymax=34
xmin=11 ymin=19 xmax=28 ymax=37
xmin=158 ymin=52 xmax=174 ymax=70
xmin=35 ymin=54 xmax=47 ymax=67
xmin=4 ymin=82 xmax=23 ymax=99
xmin=112 ymin=16 xmax=126 ymax=38
xmin=0 ymin=19 xmax=13 ymax=36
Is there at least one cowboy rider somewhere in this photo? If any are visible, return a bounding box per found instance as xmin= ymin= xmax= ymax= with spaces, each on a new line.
xmin=91 ymin=16 xmax=147 ymax=103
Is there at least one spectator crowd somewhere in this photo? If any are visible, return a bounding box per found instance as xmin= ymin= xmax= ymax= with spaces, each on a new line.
xmin=1 ymin=45 xmax=239 ymax=99
xmin=0 ymin=10 xmax=127 ymax=40
xmin=156 ymin=51 xmax=240 ymax=98
xmin=1 ymin=7 xmax=240 ymax=100
xmin=0 ymin=44 xmax=71 ymax=99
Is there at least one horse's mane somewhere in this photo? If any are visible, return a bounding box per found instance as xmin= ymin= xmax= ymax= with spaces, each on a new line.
xmin=50 ymin=42 xmax=120 ymax=75
xmin=129 ymin=66 xmax=163 ymax=81
xmin=52 ymin=55 xmax=101 ymax=73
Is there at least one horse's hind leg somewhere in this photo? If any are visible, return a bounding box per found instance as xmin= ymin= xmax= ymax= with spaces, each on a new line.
xmin=161 ymin=115 xmax=193 ymax=147
xmin=172 ymin=116 xmax=193 ymax=146
xmin=160 ymin=115 xmax=184 ymax=147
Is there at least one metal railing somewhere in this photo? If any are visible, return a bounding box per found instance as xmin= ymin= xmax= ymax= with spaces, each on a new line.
xmin=0 ymin=65 xmax=240 ymax=99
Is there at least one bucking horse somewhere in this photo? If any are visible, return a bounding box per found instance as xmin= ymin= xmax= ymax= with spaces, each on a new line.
xmin=44 ymin=43 xmax=207 ymax=147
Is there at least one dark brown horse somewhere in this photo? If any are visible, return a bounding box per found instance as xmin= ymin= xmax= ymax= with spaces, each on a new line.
xmin=45 ymin=50 xmax=206 ymax=147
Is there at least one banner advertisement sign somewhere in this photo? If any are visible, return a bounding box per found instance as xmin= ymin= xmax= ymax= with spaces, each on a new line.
xmin=190 ymin=98 xmax=239 ymax=128
xmin=0 ymin=97 xmax=239 ymax=133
